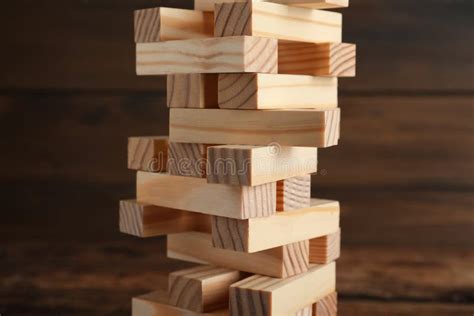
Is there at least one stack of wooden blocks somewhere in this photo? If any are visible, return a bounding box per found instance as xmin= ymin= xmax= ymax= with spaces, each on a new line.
xmin=122 ymin=0 xmax=355 ymax=315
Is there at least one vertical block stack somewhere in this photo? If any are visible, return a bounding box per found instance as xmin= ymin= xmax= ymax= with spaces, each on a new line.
xmin=124 ymin=0 xmax=355 ymax=315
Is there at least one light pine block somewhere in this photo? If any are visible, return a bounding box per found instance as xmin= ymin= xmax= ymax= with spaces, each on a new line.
xmin=313 ymin=292 xmax=337 ymax=316
xmin=212 ymin=199 xmax=339 ymax=253
xmin=168 ymin=142 xmax=210 ymax=178
xmin=295 ymin=306 xmax=313 ymax=316
xmin=230 ymin=263 xmax=336 ymax=316
xmin=215 ymin=2 xmax=341 ymax=43
xmin=137 ymin=172 xmax=276 ymax=219
xmin=207 ymin=145 xmax=317 ymax=186
xmin=128 ymin=136 xmax=168 ymax=172
xmin=196 ymin=0 xmax=348 ymax=11
xmin=167 ymin=74 xmax=218 ymax=109
xmin=119 ymin=200 xmax=211 ymax=237
xmin=277 ymin=175 xmax=311 ymax=212
xmin=169 ymin=108 xmax=340 ymax=148
xmin=309 ymin=229 xmax=341 ymax=264
xmin=136 ymin=36 xmax=277 ymax=75
xmin=168 ymin=232 xmax=309 ymax=278
xmin=279 ymin=42 xmax=356 ymax=77
xmin=218 ymin=74 xmax=337 ymax=110
xmin=169 ymin=265 xmax=246 ymax=313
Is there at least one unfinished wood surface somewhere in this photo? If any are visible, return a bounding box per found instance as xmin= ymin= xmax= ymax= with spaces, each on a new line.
xmin=309 ymin=229 xmax=341 ymax=264
xmin=313 ymin=292 xmax=337 ymax=316
xmin=279 ymin=42 xmax=356 ymax=77
xmin=169 ymin=265 xmax=245 ymax=313
xmin=136 ymin=36 xmax=277 ymax=75
xmin=196 ymin=0 xmax=348 ymax=11
xmin=277 ymin=175 xmax=311 ymax=211
xmin=295 ymin=306 xmax=313 ymax=316
xmin=167 ymin=74 xmax=218 ymax=108
xmin=137 ymin=172 xmax=275 ymax=219
xmin=212 ymin=199 xmax=339 ymax=253
xmin=119 ymin=200 xmax=211 ymax=238
xmin=230 ymin=263 xmax=336 ymax=316
xmin=170 ymin=108 xmax=340 ymax=148
xmin=207 ymin=145 xmax=317 ymax=186
xmin=214 ymin=2 xmax=341 ymax=43
xmin=128 ymin=136 xmax=168 ymax=172
xmin=168 ymin=142 xmax=209 ymax=178
xmin=168 ymin=232 xmax=309 ymax=278
xmin=218 ymin=74 xmax=338 ymax=110
xmin=134 ymin=7 xmax=213 ymax=43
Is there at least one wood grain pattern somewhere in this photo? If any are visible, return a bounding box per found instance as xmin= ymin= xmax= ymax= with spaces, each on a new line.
xmin=128 ymin=136 xmax=168 ymax=172
xmin=168 ymin=232 xmax=309 ymax=278
xmin=167 ymin=74 xmax=218 ymax=108
xmin=309 ymin=229 xmax=341 ymax=264
xmin=211 ymin=199 xmax=339 ymax=252
xmin=218 ymin=74 xmax=338 ymax=110
xmin=169 ymin=265 xmax=245 ymax=313
xmin=168 ymin=142 xmax=209 ymax=178
xmin=196 ymin=0 xmax=348 ymax=11
xmin=137 ymin=172 xmax=276 ymax=219
xmin=313 ymin=292 xmax=337 ymax=316
xmin=170 ymin=108 xmax=340 ymax=148
xmin=277 ymin=175 xmax=311 ymax=211
xmin=230 ymin=263 xmax=336 ymax=316
xmin=279 ymin=42 xmax=356 ymax=77
xmin=207 ymin=145 xmax=318 ymax=186
xmin=214 ymin=2 xmax=341 ymax=43
xmin=119 ymin=200 xmax=211 ymax=238
xmin=295 ymin=306 xmax=313 ymax=316
xmin=136 ymin=36 xmax=278 ymax=75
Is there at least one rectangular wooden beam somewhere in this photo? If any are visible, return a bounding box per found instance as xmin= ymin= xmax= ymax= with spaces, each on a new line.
xmin=128 ymin=136 xmax=168 ymax=172
xmin=212 ymin=199 xmax=339 ymax=253
xmin=168 ymin=142 xmax=209 ymax=178
xmin=277 ymin=175 xmax=311 ymax=212
xmin=309 ymin=229 xmax=341 ymax=264
xmin=136 ymin=36 xmax=277 ymax=75
xmin=134 ymin=7 xmax=213 ymax=43
xmin=168 ymin=232 xmax=309 ymax=278
xmin=196 ymin=0 xmax=348 ymax=11
xmin=215 ymin=2 xmax=341 ymax=43
xmin=206 ymin=145 xmax=317 ymax=186
xmin=137 ymin=172 xmax=275 ymax=219
xmin=230 ymin=263 xmax=336 ymax=316
xmin=313 ymin=292 xmax=337 ymax=316
xmin=167 ymin=74 xmax=218 ymax=108
xmin=119 ymin=200 xmax=211 ymax=238
xmin=218 ymin=74 xmax=337 ymax=110
xmin=170 ymin=108 xmax=340 ymax=148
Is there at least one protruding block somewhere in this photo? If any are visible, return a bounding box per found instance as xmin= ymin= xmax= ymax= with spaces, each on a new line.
xmin=136 ymin=36 xmax=278 ymax=75
xmin=167 ymin=74 xmax=218 ymax=108
xmin=230 ymin=263 xmax=336 ymax=316
xmin=134 ymin=7 xmax=213 ymax=43
xmin=215 ymin=2 xmax=341 ymax=43
xmin=277 ymin=175 xmax=311 ymax=212
xmin=168 ymin=232 xmax=309 ymax=278
xmin=170 ymin=108 xmax=340 ymax=148
xmin=168 ymin=142 xmax=209 ymax=178
xmin=218 ymin=74 xmax=337 ymax=110
xmin=137 ymin=172 xmax=276 ymax=219
xmin=212 ymin=199 xmax=339 ymax=253
xmin=128 ymin=136 xmax=168 ymax=172
xmin=196 ymin=0 xmax=348 ymax=11
xmin=169 ymin=265 xmax=246 ymax=313
xmin=119 ymin=200 xmax=211 ymax=237
xmin=309 ymin=229 xmax=341 ymax=264
xmin=313 ymin=292 xmax=337 ymax=316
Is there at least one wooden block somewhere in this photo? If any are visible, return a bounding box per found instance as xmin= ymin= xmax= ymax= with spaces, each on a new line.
xmin=277 ymin=175 xmax=311 ymax=212
xmin=136 ymin=36 xmax=277 ymax=75
xmin=309 ymin=229 xmax=341 ymax=264
xmin=229 ymin=263 xmax=336 ymax=316
xmin=207 ymin=145 xmax=317 ymax=186
xmin=215 ymin=2 xmax=341 ymax=43
xmin=168 ymin=232 xmax=309 ymax=278
xmin=279 ymin=42 xmax=356 ymax=77
xmin=128 ymin=136 xmax=168 ymax=172
xmin=218 ymin=74 xmax=337 ymax=110
xmin=168 ymin=142 xmax=209 ymax=178
xmin=295 ymin=306 xmax=313 ymax=316
xmin=169 ymin=265 xmax=246 ymax=312
xmin=137 ymin=172 xmax=275 ymax=219
xmin=313 ymin=292 xmax=337 ymax=316
xmin=167 ymin=74 xmax=218 ymax=109
xmin=169 ymin=108 xmax=340 ymax=148
xmin=119 ymin=200 xmax=211 ymax=238
xmin=133 ymin=290 xmax=227 ymax=316
xmin=212 ymin=199 xmax=339 ymax=253
xmin=196 ymin=0 xmax=348 ymax=11
xmin=134 ymin=7 xmax=213 ymax=43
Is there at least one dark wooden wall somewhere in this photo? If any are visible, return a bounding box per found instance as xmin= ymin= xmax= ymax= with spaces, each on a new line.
xmin=1 ymin=1 xmax=473 ymax=315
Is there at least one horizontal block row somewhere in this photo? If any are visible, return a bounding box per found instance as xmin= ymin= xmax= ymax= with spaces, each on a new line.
xmin=196 ymin=0 xmax=348 ymax=11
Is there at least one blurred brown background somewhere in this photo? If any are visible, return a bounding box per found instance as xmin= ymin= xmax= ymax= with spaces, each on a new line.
xmin=1 ymin=0 xmax=473 ymax=315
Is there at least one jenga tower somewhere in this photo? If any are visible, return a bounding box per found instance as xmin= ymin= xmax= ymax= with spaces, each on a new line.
xmin=124 ymin=0 xmax=355 ymax=315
